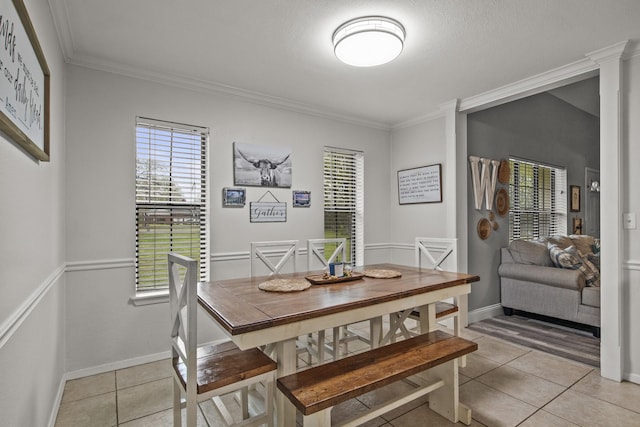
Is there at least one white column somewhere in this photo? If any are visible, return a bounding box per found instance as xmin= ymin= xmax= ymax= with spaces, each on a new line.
xmin=587 ymin=40 xmax=628 ymax=381
xmin=439 ymin=100 xmax=468 ymax=272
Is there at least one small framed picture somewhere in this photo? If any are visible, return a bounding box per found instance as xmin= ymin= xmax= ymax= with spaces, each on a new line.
xmin=292 ymin=191 xmax=310 ymax=207
xmin=573 ymin=217 xmax=583 ymax=235
xmin=222 ymin=187 xmax=246 ymax=207
xmin=570 ymin=185 xmax=581 ymax=212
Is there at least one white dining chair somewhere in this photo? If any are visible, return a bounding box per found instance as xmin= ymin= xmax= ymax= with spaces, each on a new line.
xmin=250 ymin=240 xmax=321 ymax=365
xmin=250 ymin=240 xmax=298 ymax=276
xmin=415 ymin=237 xmax=464 ymax=331
xmin=387 ymin=238 xmax=466 ymax=366
xmin=168 ymin=252 xmax=277 ymax=427
xmin=307 ymin=238 xmax=376 ymax=361
xmin=384 ymin=238 xmax=463 ymax=342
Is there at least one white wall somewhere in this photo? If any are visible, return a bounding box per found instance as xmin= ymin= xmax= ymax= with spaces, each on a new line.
xmin=64 ymin=65 xmax=392 ymax=372
xmin=0 ymin=0 xmax=66 ymax=425
xmin=623 ymin=54 xmax=640 ymax=383
xmin=388 ymin=117 xmax=448 ymax=266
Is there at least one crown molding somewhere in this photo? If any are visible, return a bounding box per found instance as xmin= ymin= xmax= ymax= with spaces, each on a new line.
xmin=49 ymin=0 xmax=390 ymax=131
xmin=587 ymin=40 xmax=629 ymax=64
xmin=458 ymin=57 xmax=599 ymax=114
xmin=392 ymin=109 xmax=444 ymax=130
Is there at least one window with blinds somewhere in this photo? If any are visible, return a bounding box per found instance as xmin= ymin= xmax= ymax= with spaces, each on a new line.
xmin=135 ymin=117 xmax=209 ymax=292
xmin=508 ymin=158 xmax=567 ymax=242
xmin=323 ymin=147 xmax=364 ymax=266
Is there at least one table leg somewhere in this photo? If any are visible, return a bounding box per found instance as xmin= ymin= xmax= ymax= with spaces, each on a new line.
xmin=275 ymin=338 xmax=297 ymax=427
xmin=418 ymin=303 xmax=438 ymax=332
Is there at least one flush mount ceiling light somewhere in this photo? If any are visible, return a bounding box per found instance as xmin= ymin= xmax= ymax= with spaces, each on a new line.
xmin=332 ymin=16 xmax=405 ymax=67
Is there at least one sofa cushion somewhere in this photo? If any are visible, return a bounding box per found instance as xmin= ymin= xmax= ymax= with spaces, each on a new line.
xmin=509 ymin=239 xmax=554 ymax=267
xmin=548 ymin=244 xmax=582 ymax=269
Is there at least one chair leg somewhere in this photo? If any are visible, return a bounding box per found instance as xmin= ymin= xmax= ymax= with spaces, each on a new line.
xmin=240 ymin=387 xmax=249 ymax=419
xmin=317 ymin=330 xmax=326 ymax=363
xmin=173 ymin=380 xmax=182 ymax=427
xmin=186 ymin=391 xmax=198 ymax=427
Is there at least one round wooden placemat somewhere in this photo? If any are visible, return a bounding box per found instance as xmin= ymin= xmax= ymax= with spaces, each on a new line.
xmin=363 ymin=269 xmax=402 ymax=279
xmin=258 ymin=278 xmax=311 ymax=292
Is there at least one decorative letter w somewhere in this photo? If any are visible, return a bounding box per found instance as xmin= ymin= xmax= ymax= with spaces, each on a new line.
xmin=469 ymin=156 xmax=500 ymax=210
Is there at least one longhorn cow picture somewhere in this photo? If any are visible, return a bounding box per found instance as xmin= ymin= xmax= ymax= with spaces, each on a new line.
xmin=233 ymin=142 xmax=292 ymax=188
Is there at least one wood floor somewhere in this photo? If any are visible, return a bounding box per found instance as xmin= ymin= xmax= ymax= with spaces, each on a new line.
xmin=468 ymin=314 xmax=600 ymax=367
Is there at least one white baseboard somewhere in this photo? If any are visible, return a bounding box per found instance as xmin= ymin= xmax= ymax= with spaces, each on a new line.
xmin=64 ymin=338 xmax=229 ymax=381
xmin=65 ymin=350 xmax=172 ymax=381
xmin=624 ymin=372 xmax=640 ymax=385
xmin=48 ymin=373 xmax=68 ymax=427
xmin=468 ymin=303 xmax=503 ymax=324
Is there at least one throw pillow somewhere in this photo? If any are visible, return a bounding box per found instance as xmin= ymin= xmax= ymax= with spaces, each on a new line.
xmin=576 ymin=249 xmax=601 ymax=287
xmin=548 ymin=244 xmax=582 ymax=269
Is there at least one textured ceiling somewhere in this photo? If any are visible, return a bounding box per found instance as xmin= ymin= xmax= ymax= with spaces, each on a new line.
xmin=50 ymin=0 xmax=640 ymax=127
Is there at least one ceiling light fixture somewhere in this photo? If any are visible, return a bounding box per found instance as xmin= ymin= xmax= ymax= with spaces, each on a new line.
xmin=332 ymin=16 xmax=405 ymax=67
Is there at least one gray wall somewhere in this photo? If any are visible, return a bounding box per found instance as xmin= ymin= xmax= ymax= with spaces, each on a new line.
xmin=466 ymin=89 xmax=600 ymax=311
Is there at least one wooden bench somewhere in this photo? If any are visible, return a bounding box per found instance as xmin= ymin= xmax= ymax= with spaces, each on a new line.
xmin=277 ymin=330 xmax=477 ymax=427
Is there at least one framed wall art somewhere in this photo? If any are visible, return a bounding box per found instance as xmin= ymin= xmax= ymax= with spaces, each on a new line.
xmin=292 ymin=190 xmax=310 ymax=207
xmin=233 ymin=142 xmax=292 ymax=188
xmin=570 ymin=185 xmax=581 ymax=212
xmin=222 ymin=187 xmax=246 ymax=207
xmin=397 ymin=164 xmax=442 ymax=205
xmin=0 ymin=0 xmax=50 ymax=161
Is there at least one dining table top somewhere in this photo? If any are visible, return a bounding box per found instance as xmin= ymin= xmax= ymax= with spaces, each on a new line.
xmin=197 ymin=263 xmax=479 ymax=336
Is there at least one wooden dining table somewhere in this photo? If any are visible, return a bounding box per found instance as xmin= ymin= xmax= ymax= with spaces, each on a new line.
xmin=197 ymin=263 xmax=479 ymax=427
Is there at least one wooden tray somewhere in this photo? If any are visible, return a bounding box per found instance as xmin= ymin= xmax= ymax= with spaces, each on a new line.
xmin=305 ymin=272 xmax=365 ymax=285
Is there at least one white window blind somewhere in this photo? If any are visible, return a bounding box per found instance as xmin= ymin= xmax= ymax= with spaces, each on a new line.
xmin=135 ymin=117 xmax=209 ymax=292
xmin=508 ymin=158 xmax=567 ymax=242
xmin=323 ymin=147 xmax=364 ymax=266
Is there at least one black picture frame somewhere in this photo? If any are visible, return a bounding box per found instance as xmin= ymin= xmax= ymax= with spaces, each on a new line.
xmin=397 ymin=164 xmax=443 ymax=204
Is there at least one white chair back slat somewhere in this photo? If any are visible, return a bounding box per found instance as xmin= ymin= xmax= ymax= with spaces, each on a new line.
xmin=307 ymin=238 xmax=347 ymax=270
xmin=250 ymin=240 xmax=298 ymax=276
xmin=415 ymin=238 xmax=458 ymax=271
xmin=168 ymin=252 xmax=199 ymax=400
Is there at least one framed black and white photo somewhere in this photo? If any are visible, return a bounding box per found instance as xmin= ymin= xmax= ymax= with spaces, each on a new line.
xmin=292 ymin=190 xmax=310 ymax=207
xmin=397 ymin=164 xmax=442 ymax=204
xmin=222 ymin=187 xmax=246 ymax=207
xmin=233 ymin=142 xmax=292 ymax=188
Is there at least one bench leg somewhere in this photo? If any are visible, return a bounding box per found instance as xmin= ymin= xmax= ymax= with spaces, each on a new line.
xmin=302 ymin=409 xmax=331 ymax=427
xmin=426 ymin=359 xmax=470 ymax=425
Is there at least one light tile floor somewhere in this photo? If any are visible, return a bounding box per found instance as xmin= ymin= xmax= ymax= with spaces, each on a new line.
xmin=55 ymin=323 xmax=640 ymax=427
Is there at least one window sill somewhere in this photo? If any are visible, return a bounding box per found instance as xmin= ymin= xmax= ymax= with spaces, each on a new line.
xmin=130 ymin=290 xmax=169 ymax=306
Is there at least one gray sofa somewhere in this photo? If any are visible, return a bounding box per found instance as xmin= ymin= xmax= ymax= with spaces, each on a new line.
xmin=498 ymin=235 xmax=600 ymax=337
